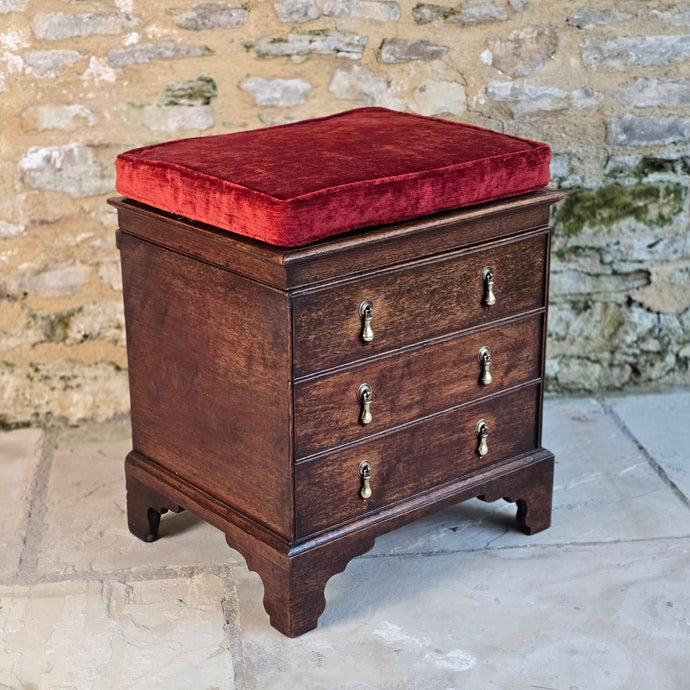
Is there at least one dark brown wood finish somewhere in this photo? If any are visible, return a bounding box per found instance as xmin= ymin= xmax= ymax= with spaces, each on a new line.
xmin=292 ymin=231 xmax=548 ymax=376
xmin=109 ymin=190 xmax=562 ymax=290
xmin=115 ymin=190 xmax=563 ymax=637
xmin=295 ymin=383 xmax=540 ymax=537
xmin=119 ymin=232 xmax=294 ymax=538
xmin=294 ymin=312 xmax=543 ymax=457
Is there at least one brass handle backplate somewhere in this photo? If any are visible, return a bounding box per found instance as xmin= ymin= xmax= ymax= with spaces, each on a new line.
xmin=476 ymin=419 xmax=489 ymax=457
xmin=481 ymin=267 xmax=496 ymax=306
xmin=359 ymin=300 xmax=374 ymax=343
xmin=478 ymin=346 xmax=492 ymax=386
xmin=358 ymin=460 xmax=372 ymax=500
xmin=358 ymin=383 xmax=373 ymax=425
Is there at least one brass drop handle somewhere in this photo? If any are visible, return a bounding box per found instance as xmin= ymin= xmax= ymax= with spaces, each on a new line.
xmin=358 ymin=460 xmax=372 ymax=500
xmin=482 ymin=267 xmax=496 ymax=306
xmin=358 ymin=383 xmax=373 ymax=425
xmin=476 ymin=419 xmax=489 ymax=457
xmin=478 ymin=346 xmax=492 ymax=386
xmin=359 ymin=300 xmax=374 ymax=343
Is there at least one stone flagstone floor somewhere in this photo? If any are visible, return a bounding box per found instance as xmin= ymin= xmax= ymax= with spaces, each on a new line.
xmin=1 ymin=389 xmax=689 ymax=689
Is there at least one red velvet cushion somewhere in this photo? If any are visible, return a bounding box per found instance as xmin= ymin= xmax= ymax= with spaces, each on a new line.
xmin=116 ymin=107 xmax=551 ymax=247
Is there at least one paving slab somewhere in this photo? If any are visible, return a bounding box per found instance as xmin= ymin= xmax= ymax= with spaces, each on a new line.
xmin=606 ymin=389 xmax=690 ymax=500
xmin=0 ymin=573 xmax=234 ymax=690
xmin=231 ymin=538 xmax=689 ymax=689
xmin=0 ymin=428 xmax=44 ymax=581
xmin=37 ymin=429 xmax=237 ymax=578
xmin=367 ymin=397 xmax=690 ymax=557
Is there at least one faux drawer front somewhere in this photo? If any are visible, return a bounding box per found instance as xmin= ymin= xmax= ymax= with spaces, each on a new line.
xmin=294 ymin=312 xmax=543 ymax=459
xmin=295 ymin=383 xmax=540 ymax=538
xmin=292 ymin=231 xmax=548 ymax=377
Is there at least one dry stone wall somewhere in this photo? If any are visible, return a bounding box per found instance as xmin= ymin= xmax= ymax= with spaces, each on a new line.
xmin=1 ymin=0 xmax=689 ymax=426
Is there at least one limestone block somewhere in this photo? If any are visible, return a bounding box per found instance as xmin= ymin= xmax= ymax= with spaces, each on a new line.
xmin=0 ymin=0 xmax=26 ymax=13
xmin=66 ymin=301 xmax=125 ymax=345
xmin=488 ymin=81 xmax=596 ymax=115
xmin=0 ymin=220 xmax=26 ymax=239
xmin=174 ymin=2 xmax=249 ymax=30
xmin=18 ymin=264 xmax=92 ymax=298
xmin=107 ymin=41 xmax=213 ymax=68
xmin=98 ymin=261 xmax=123 ymax=291
xmin=555 ymin=183 xmax=686 ymax=247
xmin=609 ymin=115 xmax=690 ymax=146
xmin=21 ymin=104 xmax=97 ymax=132
xmin=323 ymin=0 xmax=400 ymax=22
xmin=23 ymin=49 xmax=82 ymax=78
xmin=329 ymin=64 xmax=389 ymax=104
xmin=0 ymin=428 xmax=43 ymax=580
xmin=164 ymin=75 xmax=218 ymax=105
xmin=0 ymin=362 xmax=130 ymax=425
xmin=411 ymin=2 xmax=454 ymax=24
xmin=81 ymin=56 xmax=117 ymax=83
xmin=413 ymin=0 xmax=523 ymax=25
xmin=547 ymin=355 xmax=632 ymax=390
xmin=583 ymin=35 xmax=690 ymax=70
xmin=246 ymin=30 xmax=368 ymax=61
xmin=240 ymin=76 xmax=312 ymax=106
xmin=409 ymin=80 xmax=467 ymax=116
xmin=19 ymin=143 xmax=115 ymax=198
xmin=550 ymin=269 xmax=649 ymax=297
xmin=483 ymin=24 xmax=558 ymax=77
xmin=33 ymin=12 xmax=140 ymax=40
xmin=549 ymin=153 xmax=584 ymax=188
xmin=143 ymin=104 xmax=214 ymax=132
xmin=378 ymin=38 xmax=448 ymax=63
xmin=634 ymin=261 xmax=690 ymax=315
xmin=274 ymin=0 xmax=321 ymax=23
xmin=449 ymin=0 xmax=509 ymax=23
xmin=652 ymin=5 xmax=690 ymax=26
xmin=615 ymin=78 xmax=690 ymax=108
xmin=566 ymin=8 xmax=633 ymax=28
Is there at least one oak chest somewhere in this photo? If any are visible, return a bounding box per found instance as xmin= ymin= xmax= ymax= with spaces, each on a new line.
xmin=113 ymin=188 xmax=563 ymax=637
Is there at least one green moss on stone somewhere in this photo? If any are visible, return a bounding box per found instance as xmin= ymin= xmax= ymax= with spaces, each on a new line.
xmin=412 ymin=3 xmax=456 ymax=22
xmin=164 ymin=75 xmax=218 ymax=106
xmin=556 ymin=183 xmax=686 ymax=237
xmin=45 ymin=309 xmax=78 ymax=343
xmin=0 ymin=415 xmax=31 ymax=431
xmin=633 ymin=158 xmax=677 ymax=179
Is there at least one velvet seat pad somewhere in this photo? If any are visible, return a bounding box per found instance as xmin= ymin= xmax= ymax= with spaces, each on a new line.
xmin=115 ymin=107 xmax=551 ymax=247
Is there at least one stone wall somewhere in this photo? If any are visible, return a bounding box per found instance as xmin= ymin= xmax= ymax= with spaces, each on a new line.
xmin=1 ymin=0 xmax=689 ymax=426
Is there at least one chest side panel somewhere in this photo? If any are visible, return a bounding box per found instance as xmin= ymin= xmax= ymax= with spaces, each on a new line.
xmin=119 ymin=231 xmax=293 ymax=539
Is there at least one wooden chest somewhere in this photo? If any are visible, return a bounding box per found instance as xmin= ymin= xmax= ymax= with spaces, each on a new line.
xmin=112 ymin=189 xmax=563 ymax=637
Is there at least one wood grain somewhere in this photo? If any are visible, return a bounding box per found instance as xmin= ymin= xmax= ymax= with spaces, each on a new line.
xmin=119 ymin=231 xmax=294 ymax=538
xmin=294 ymin=312 xmax=544 ymax=457
xmin=109 ymin=190 xmax=563 ymax=290
xmin=292 ymin=231 xmax=548 ymax=376
xmin=295 ymin=383 xmax=541 ymax=537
